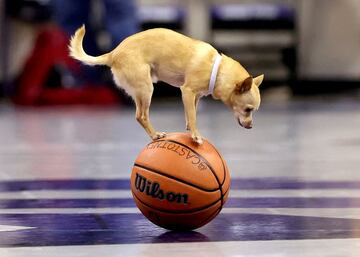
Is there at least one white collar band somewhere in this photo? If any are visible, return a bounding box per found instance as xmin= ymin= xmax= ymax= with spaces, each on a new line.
xmin=206 ymin=53 xmax=222 ymax=96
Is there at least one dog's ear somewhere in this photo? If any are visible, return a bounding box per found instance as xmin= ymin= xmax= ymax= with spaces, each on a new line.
xmin=253 ymin=74 xmax=264 ymax=87
xmin=235 ymin=76 xmax=253 ymax=94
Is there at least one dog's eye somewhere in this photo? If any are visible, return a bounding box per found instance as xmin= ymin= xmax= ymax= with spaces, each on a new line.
xmin=244 ymin=108 xmax=253 ymax=113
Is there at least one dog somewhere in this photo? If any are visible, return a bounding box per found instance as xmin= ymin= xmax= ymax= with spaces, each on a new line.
xmin=69 ymin=26 xmax=263 ymax=144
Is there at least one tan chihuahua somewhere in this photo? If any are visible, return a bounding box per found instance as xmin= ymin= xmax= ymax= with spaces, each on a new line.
xmin=69 ymin=26 xmax=263 ymax=144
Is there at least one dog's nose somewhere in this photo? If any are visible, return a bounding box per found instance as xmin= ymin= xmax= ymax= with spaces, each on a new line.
xmin=244 ymin=122 xmax=253 ymax=129
xmin=238 ymin=118 xmax=252 ymax=129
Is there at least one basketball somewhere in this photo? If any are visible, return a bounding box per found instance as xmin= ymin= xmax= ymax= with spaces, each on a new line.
xmin=131 ymin=132 xmax=230 ymax=230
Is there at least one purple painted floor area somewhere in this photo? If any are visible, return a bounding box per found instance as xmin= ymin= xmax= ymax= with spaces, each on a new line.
xmin=1 ymin=179 xmax=360 ymax=192
xmin=1 ymin=197 xmax=360 ymax=209
xmin=0 ymin=213 xmax=359 ymax=247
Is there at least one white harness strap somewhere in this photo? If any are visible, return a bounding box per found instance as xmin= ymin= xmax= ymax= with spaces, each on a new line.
xmin=205 ymin=53 xmax=222 ymax=96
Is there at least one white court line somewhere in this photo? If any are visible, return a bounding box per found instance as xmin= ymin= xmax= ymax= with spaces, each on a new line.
xmin=0 ymin=208 xmax=360 ymax=219
xmin=230 ymin=189 xmax=360 ymax=198
xmin=0 ymin=190 xmax=132 ymax=199
xmin=0 ymin=208 xmax=141 ymax=214
xmin=223 ymin=208 xmax=360 ymax=219
xmin=0 ymin=225 xmax=35 ymax=232
xmin=0 ymin=189 xmax=360 ymax=199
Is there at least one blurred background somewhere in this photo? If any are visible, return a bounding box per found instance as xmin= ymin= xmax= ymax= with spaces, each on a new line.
xmin=0 ymin=0 xmax=359 ymax=106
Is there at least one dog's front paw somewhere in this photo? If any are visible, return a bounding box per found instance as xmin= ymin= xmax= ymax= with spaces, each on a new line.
xmin=152 ymin=132 xmax=166 ymax=140
xmin=191 ymin=132 xmax=203 ymax=145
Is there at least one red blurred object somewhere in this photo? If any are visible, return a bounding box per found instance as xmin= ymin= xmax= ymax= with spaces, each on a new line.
xmin=13 ymin=25 xmax=119 ymax=106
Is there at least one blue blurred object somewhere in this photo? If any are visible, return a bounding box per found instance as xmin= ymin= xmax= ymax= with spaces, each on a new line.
xmin=52 ymin=0 xmax=139 ymax=51
xmin=51 ymin=0 xmax=139 ymax=85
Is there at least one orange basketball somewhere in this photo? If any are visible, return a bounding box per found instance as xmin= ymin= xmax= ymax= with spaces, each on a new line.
xmin=131 ymin=132 xmax=230 ymax=230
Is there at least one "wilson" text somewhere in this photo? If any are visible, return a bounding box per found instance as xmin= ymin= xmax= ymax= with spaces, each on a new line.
xmin=134 ymin=173 xmax=189 ymax=204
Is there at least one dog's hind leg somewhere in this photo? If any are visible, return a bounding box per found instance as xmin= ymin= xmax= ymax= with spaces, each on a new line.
xmin=133 ymin=66 xmax=165 ymax=140
xmin=134 ymin=89 xmax=166 ymax=140
xmin=112 ymin=63 xmax=165 ymax=140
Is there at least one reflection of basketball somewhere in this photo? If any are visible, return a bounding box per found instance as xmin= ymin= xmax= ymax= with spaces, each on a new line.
xmin=131 ymin=132 xmax=230 ymax=230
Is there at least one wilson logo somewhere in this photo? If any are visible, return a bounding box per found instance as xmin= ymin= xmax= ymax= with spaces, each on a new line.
xmin=134 ymin=173 xmax=189 ymax=204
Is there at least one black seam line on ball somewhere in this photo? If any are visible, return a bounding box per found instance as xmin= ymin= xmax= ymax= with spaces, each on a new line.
xmin=222 ymin=185 xmax=230 ymax=197
xmin=158 ymin=139 xmax=224 ymax=207
xmin=210 ymin=144 xmax=227 ymax=186
xmin=134 ymin=163 xmax=220 ymax=192
xmin=132 ymin=191 xmax=222 ymax=214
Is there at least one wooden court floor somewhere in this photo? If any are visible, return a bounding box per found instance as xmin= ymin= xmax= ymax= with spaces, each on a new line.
xmin=0 ymin=94 xmax=360 ymax=256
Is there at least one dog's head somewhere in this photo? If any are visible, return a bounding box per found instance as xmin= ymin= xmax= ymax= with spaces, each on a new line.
xmin=229 ymin=74 xmax=263 ymax=129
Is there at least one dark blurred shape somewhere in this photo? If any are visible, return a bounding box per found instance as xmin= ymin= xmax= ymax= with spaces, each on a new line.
xmin=6 ymin=0 xmax=52 ymax=23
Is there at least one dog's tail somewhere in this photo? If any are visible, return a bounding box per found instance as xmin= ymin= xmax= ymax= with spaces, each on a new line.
xmin=69 ymin=25 xmax=111 ymax=66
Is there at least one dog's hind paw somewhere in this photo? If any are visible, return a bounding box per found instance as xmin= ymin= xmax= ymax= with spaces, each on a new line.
xmin=152 ymin=132 xmax=166 ymax=140
xmin=191 ymin=133 xmax=203 ymax=145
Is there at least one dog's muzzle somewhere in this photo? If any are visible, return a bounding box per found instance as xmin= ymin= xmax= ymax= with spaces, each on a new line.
xmin=238 ymin=118 xmax=252 ymax=129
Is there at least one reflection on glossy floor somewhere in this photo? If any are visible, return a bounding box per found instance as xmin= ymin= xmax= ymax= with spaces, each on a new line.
xmin=0 ymin=93 xmax=360 ymax=256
